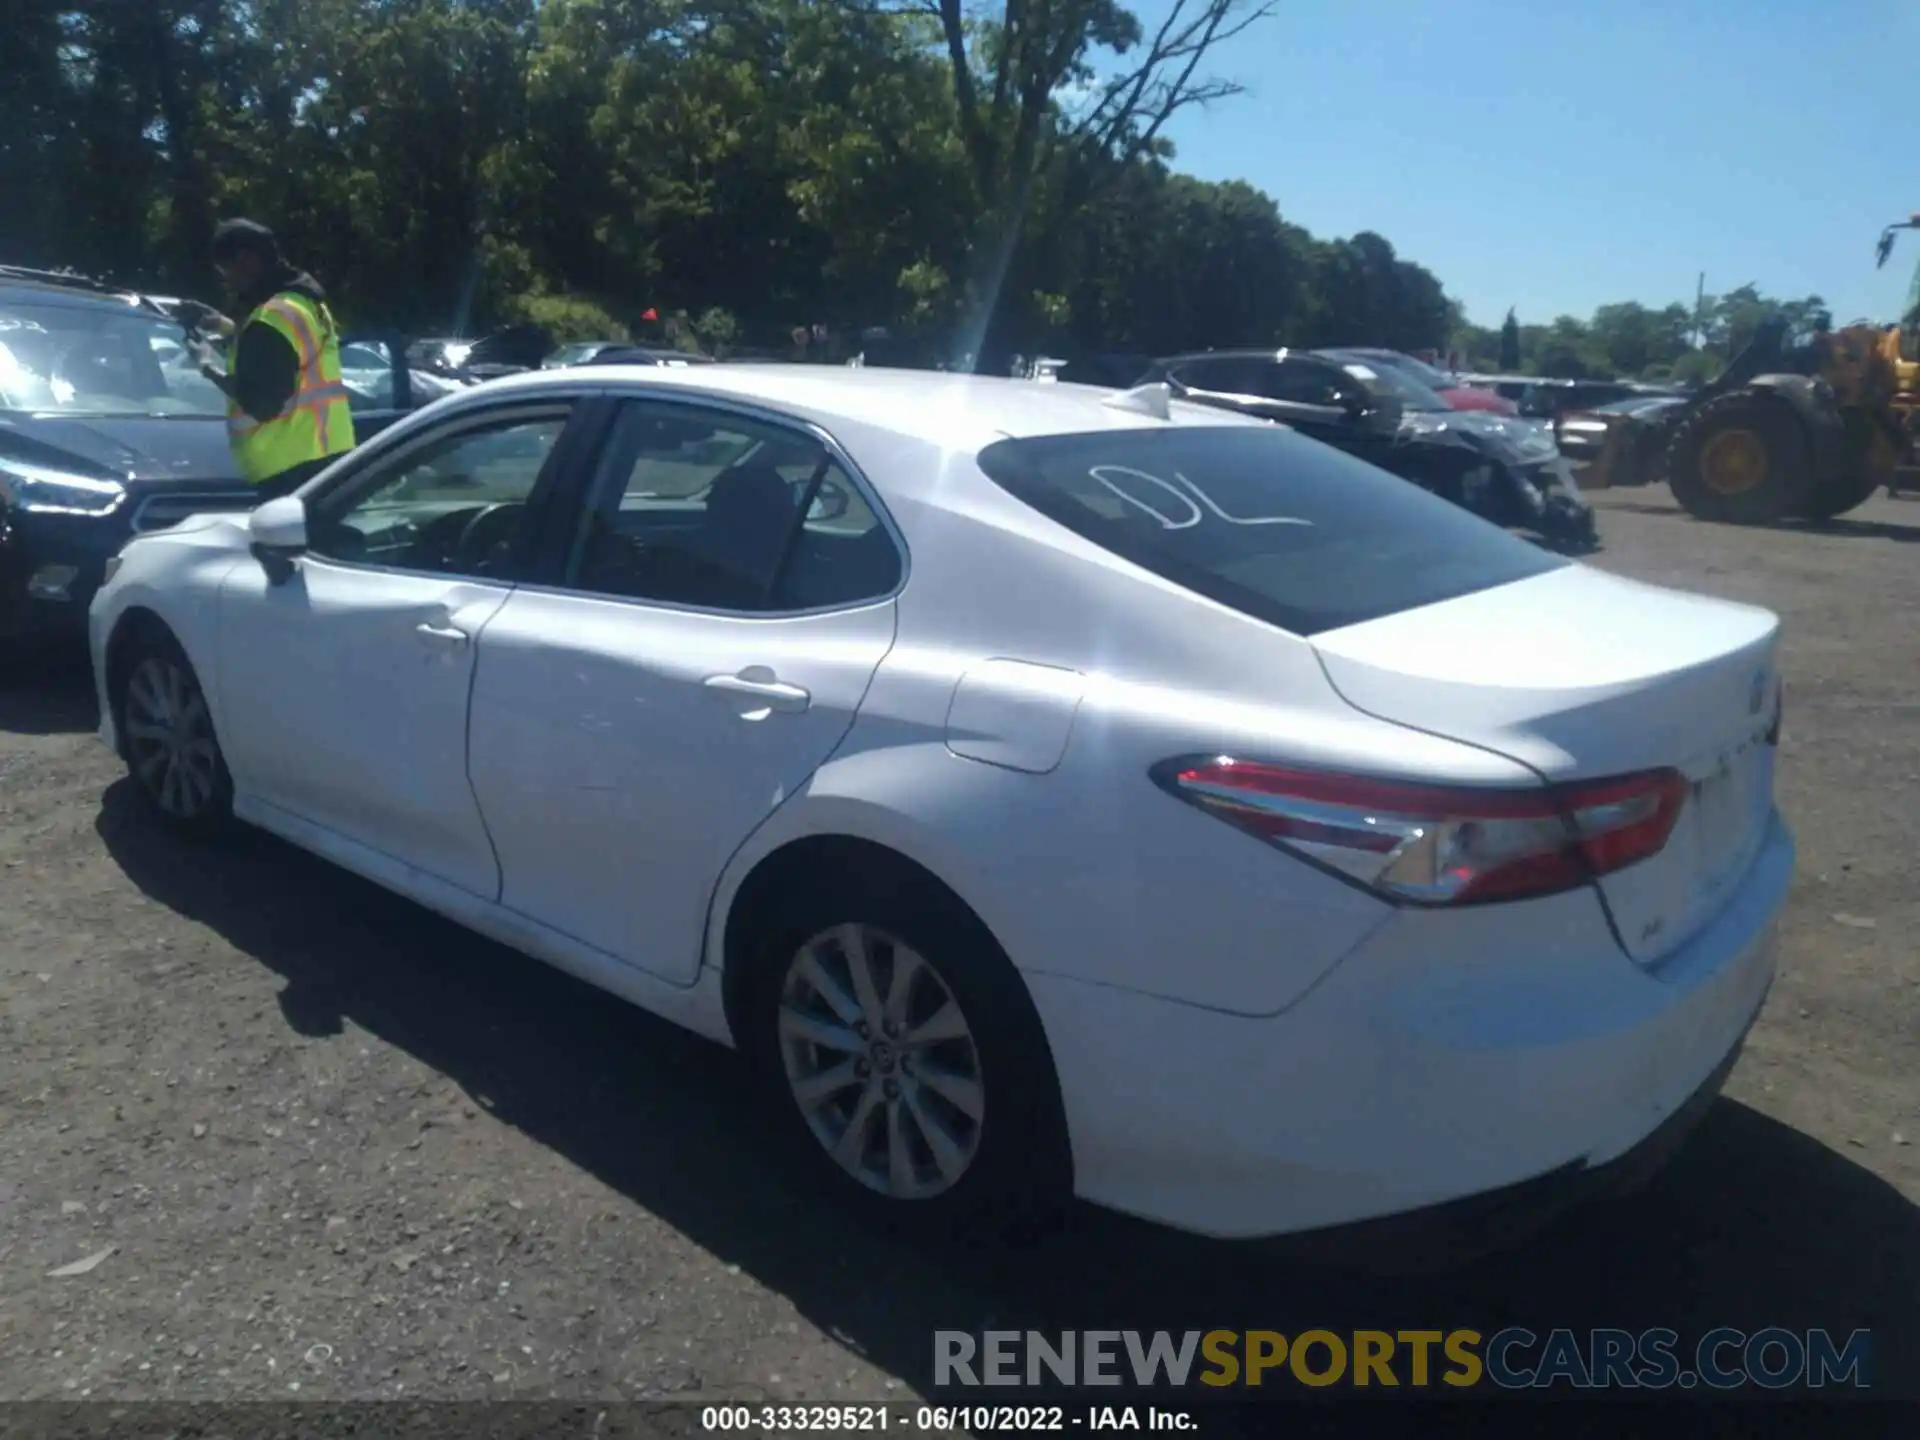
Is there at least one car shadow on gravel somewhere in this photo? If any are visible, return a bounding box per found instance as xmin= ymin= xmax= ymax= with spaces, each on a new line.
xmin=97 ymin=781 xmax=1920 ymax=1409
xmin=0 ymin=647 xmax=98 ymax=735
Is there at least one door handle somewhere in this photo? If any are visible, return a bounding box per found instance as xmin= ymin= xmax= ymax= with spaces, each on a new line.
xmin=415 ymin=621 xmax=471 ymax=647
xmin=703 ymin=672 xmax=811 ymax=712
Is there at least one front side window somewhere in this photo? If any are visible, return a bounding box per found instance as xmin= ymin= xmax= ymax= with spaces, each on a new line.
xmin=1262 ymin=360 xmax=1365 ymax=409
xmin=306 ymin=411 xmax=569 ymax=577
xmin=563 ymin=402 xmax=901 ymax=612
xmin=1327 ymin=358 xmax=1449 ymax=413
xmin=1170 ymin=357 xmax=1267 ymax=395
xmin=0 ymin=298 xmax=225 ymax=417
xmin=975 ymin=424 xmax=1564 ymax=637
xmin=1376 ymin=352 xmax=1456 ymax=391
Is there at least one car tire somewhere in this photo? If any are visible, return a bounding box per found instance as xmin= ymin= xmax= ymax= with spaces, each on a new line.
xmin=114 ymin=629 xmax=235 ymax=839
xmin=740 ymin=868 xmax=1072 ymax=1241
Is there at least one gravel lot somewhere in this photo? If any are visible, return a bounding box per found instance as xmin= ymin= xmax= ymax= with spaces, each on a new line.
xmin=2 ymin=485 xmax=1917 ymax=1412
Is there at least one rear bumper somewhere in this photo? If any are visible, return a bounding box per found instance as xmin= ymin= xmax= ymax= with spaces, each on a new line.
xmin=1027 ymin=811 xmax=1793 ymax=1244
xmin=1252 ymin=1012 xmax=1751 ymax=1269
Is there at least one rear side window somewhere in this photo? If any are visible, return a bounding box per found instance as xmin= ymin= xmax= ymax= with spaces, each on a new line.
xmin=1170 ymin=357 xmax=1266 ymax=394
xmin=974 ymin=425 xmax=1565 ymax=637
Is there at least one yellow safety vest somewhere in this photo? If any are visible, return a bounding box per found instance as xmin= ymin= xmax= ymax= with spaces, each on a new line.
xmin=225 ymin=290 xmax=356 ymax=484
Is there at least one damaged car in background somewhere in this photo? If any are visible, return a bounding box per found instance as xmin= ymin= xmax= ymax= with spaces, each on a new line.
xmin=1137 ymin=349 xmax=1598 ymax=551
xmin=1318 ymin=346 xmax=1521 ymax=416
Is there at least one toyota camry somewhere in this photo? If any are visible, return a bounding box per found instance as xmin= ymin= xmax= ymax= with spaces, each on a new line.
xmin=87 ymin=365 xmax=1792 ymax=1248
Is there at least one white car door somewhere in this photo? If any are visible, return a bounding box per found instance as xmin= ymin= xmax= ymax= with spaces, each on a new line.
xmin=216 ymin=400 xmax=586 ymax=899
xmin=466 ymin=397 xmax=905 ymax=984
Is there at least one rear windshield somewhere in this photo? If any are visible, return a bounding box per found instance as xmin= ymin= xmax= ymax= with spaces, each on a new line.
xmin=975 ymin=425 xmax=1565 ymax=637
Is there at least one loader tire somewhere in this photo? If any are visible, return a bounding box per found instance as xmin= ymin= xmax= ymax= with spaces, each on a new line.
xmin=1800 ymin=469 xmax=1883 ymax=522
xmin=1800 ymin=411 xmax=1900 ymax=521
xmin=1665 ymin=389 xmax=1814 ymax=525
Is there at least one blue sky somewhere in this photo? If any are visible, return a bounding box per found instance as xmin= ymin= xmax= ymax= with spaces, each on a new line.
xmin=1151 ymin=0 xmax=1914 ymax=329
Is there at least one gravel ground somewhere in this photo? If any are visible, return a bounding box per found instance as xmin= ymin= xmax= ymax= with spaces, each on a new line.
xmin=1 ymin=485 xmax=1917 ymax=1414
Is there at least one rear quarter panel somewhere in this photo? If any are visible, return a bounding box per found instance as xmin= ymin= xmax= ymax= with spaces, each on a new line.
xmin=709 ymin=426 xmax=1545 ymax=1018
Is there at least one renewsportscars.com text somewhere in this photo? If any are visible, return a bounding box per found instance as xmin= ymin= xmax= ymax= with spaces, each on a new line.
xmin=933 ymin=1328 xmax=1872 ymax=1390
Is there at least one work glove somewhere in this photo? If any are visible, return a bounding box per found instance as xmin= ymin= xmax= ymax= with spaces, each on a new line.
xmin=186 ymin=334 xmax=222 ymax=373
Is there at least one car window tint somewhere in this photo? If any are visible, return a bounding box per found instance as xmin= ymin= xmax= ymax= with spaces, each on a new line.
xmin=307 ymin=413 xmax=567 ymax=578
xmin=0 ymin=299 xmax=225 ymax=418
xmin=778 ymin=464 xmax=901 ymax=608
xmin=1173 ymin=358 xmax=1264 ymax=394
xmin=566 ymin=403 xmax=901 ymax=611
xmin=974 ymin=425 xmax=1565 ymax=637
xmin=1262 ymin=360 xmax=1363 ymax=408
xmin=1330 ymin=358 xmax=1449 ymax=412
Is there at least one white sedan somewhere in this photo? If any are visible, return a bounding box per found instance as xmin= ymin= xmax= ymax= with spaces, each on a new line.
xmin=88 ymin=365 xmax=1792 ymax=1245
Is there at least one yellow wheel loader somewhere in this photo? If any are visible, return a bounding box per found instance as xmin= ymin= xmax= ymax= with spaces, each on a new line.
xmin=1584 ymin=216 xmax=1920 ymax=522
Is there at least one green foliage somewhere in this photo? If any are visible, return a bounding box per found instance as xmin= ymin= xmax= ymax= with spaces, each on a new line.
xmin=3 ymin=0 xmax=1857 ymax=376
xmin=504 ymin=292 xmax=632 ymax=344
xmin=692 ymin=307 xmax=743 ymax=357
xmin=1457 ymin=286 xmax=1832 ymax=385
xmin=1498 ymin=309 xmax=1521 ymax=371
xmin=1669 ymin=349 xmax=1724 ymax=387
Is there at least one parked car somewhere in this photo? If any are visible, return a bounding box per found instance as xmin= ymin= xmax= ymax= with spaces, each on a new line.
xmin=1322 ymin=347 xmax=1519 ymax=415
xmin=1462 ymin=375 xmax=1673 ymax=423
xmin=1534 ymin=380 xmax=1674 ymax=420
xmin=409 ymin=325 xmax=554 ymax=381
xmin=581 ymin=345 xmax=716 ymax=368
xmin=541 ymin=341 xmax=715 ymax=369
xmin=1555 ymin=393 xmax=1689 ymax=473
xmin=0 ymin=268 xmax=407 ymax=646
xmin=543 ymin=341 xmax=626 ymax=369
xmin=89 ymin=364 xmax=1790 ymax=1250
xmin=338 ymin=340 xmax=469 ymax=408
xmin=1138 ymin=349 xmax=1597 ymax=550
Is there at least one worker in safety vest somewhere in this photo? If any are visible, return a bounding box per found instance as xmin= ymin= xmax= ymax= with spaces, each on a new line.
xmin=187 ymin=219 xmax=355 ymax=501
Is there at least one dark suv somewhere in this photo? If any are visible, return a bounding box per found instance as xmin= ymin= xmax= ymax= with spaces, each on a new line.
xmin=0 ymin=268 xmax=406 ymax=646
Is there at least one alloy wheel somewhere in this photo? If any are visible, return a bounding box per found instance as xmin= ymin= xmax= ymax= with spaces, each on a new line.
xmin=777 ymin=923 xmax=986 ymax=1199
xmin=123 ymin=655 xmax=221 ymax=820
xmin=1700 ymin=426 xmax=1769 ymax=496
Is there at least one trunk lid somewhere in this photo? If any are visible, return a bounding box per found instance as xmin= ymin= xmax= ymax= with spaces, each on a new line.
xmin=1310 ymin=563 xmax=1782 ymax=966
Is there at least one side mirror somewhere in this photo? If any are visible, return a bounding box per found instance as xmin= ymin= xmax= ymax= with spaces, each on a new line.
xmin=250 ymin=494 xmax=308 ymax=549
xmin=249 ymin=495 xmax=308 ymax=582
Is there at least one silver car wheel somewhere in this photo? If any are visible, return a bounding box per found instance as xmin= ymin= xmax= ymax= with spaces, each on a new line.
xmin=777 ymin=923 xmax=986 ymax=1200
xmin=123 ymin=655 xmax=220 ymax=819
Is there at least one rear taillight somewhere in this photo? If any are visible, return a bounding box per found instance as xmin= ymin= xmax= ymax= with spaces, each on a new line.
xmin=1153 ymin=757 xmax=1689 ymax=906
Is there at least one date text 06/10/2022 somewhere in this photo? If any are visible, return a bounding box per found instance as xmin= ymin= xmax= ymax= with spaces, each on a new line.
xmin=700 ymin=1405 xmax=1195 ymax=1433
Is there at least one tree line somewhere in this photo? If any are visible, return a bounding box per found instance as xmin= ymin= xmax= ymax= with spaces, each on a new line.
xmin=1457 ymin=288 xmax=1834 ymax=385
xmin=3 ymin=0 xmax=1833 ymax=378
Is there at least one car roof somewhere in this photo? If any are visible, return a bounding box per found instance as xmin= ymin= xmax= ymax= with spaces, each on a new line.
xmin=0 ymin=275 xmax=157 ymax=313
xmin=1319 ymin=347 xmax=1445 ymax=371
xmin=1153 ymin=348 xmax=1288 ymax=365
xmin=449 ymin=363 xmax=1267 ymax=452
